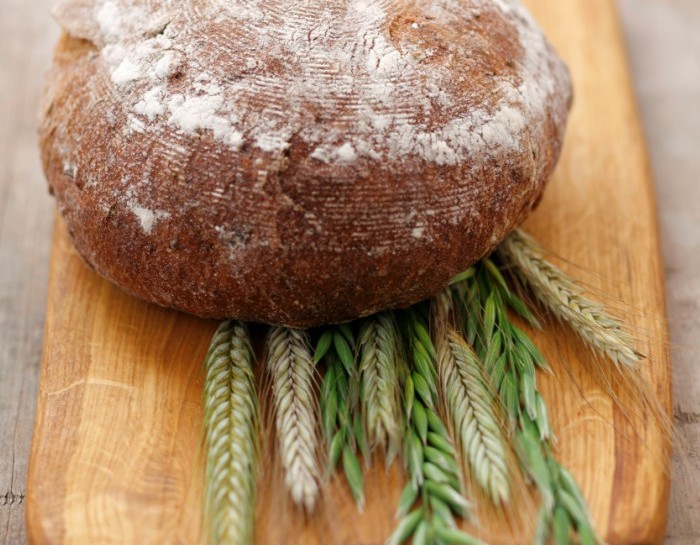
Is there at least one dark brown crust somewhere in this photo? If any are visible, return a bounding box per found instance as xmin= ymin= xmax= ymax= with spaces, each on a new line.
xmin=40 ymin=0 xmax=572 ymax=327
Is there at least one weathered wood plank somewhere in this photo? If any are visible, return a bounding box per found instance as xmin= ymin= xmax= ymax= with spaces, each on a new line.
xmin=0 ymin=1 xmax=59 ymax=544
xmin=618 ymin=1 xmax=700 ymax=543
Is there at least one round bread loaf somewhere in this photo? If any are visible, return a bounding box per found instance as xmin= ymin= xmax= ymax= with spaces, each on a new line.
xmin=40 ymin=0 xmax=572 ymax=327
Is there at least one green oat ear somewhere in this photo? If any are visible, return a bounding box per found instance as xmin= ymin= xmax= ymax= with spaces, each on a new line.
xmin=202 ymin=321 xmax=259 ymax=545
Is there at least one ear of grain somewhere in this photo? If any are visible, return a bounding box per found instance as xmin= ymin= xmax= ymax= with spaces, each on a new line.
xmin=358 ymin=312 xmax=403 ymax=464
xmin=317 ymin=327 xmax=366 ymax=508
xmin=433 ymin=291 xmax=510 ymax=505
xmin=497 ymin=229 xmax=644 ymax=368
xmin=456 ymin=265 xmax=601 ymax=545
xmin=266 ymin=326 xmax=322 ymax=512
xmin=387 ymin=308 xmax=483 ymax=545
xmin=202 ymin=321 xmax=258 ymax=545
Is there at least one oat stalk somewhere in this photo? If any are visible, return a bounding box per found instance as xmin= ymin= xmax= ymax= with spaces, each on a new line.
xmin=267 ymin=326 xmax=322 ymax=512
xmin=358 ymin=312 xmax=403 ymax=465
xmin=498 ymin=229 xmax=644 ymax=368
xmin=433 ymin=290 xmax=510 ymax=505
xmin=202 ymin=321 xmax=258 ymax=545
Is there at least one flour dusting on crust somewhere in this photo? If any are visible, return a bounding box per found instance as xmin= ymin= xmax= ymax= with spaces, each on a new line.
xmin=53 ymin=0 xmax=568 ymax=167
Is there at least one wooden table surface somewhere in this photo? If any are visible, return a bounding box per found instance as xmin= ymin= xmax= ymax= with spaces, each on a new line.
xmin=0 ymin=1 xmax=698 ymax=544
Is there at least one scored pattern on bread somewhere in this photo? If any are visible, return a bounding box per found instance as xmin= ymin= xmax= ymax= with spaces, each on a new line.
xmin=41 ymin=0 xmax=572 ymax=327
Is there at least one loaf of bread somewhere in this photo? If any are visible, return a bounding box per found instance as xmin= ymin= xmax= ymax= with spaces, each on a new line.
xmin=40 ymin=0 xmax=572 ymax=327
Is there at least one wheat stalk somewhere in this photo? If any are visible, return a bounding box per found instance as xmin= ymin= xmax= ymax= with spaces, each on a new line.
xmin=387 ymin=308 xmax=484 ymax=545
xmin=456 ymin=263 xmax=600 ymax=544
xmin=267 ymin=326 xmax=322 ymax=512
xmin=358 ymin=312 xmax=403 ymax=464
xmin=433 ymin=291 xmax=510 ymax=505
xmin=202 ymin=321 xmax=258 ymax=545
xmin=497 ymin=229 xmax=644 ymax=368
xmin=317 ymin=326 xmax=366 ymax=507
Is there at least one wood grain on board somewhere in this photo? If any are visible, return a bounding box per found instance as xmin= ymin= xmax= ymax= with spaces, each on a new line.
xmin=26 ymin=0 xmax=672 ymax=543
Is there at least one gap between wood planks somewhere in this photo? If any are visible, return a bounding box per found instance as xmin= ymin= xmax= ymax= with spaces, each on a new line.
xmin=1 ymin=493 xmax=25 ymax=508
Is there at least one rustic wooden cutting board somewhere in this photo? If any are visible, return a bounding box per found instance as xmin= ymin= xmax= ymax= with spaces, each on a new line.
xmin=26 ymin=0 xmax=672 ymax=543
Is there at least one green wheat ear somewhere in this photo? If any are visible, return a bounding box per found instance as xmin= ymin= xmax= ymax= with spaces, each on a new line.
xmin=456 ymin=263 xmax=601 ymax=545
xmin=317 ymin=326 xmax=366 ymax=508
xmin=433 ymin=290 xmax=510 ymax=505
xmin=387 ymin=308 xmax=486 ymax=545
xmin=202 ymin=321 xmax=258 ymax=545
xmin=266 ymin=326 xmax=322 ymax=512
xmin=357 ymin=312 xmax=404 ymax=465
xmin=498 ymin=229 xmax=644 ymax=368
